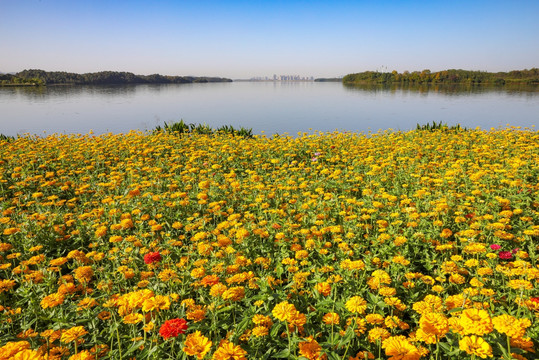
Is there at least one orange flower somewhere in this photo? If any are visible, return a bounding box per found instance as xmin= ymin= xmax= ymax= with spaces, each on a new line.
xmin=212 ymin=340 xmax=247 ymax=360
xmin=183 ymin=331 xmax=212 ymax=359
xmin=298 ymin=338 xmax=326 ymax=360
xmin=315 ymin=282 xmax=331 ymax=296
xmin=322 ymin=312 xmax=340 ymax=325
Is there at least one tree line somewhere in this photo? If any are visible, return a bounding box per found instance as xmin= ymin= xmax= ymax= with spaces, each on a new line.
xmin=342 ymin=68 xmax=539 ymax=85
xmin=0 ymin=69 xmax=232 ymax=86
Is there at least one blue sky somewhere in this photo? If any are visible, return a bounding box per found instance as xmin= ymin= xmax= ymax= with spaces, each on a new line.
xmin=1 ymin=0 xmax=538 ymax=78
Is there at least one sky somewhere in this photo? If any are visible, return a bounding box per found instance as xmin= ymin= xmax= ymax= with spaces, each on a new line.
xmin=1 ymin=0 xmax=538 ymax=79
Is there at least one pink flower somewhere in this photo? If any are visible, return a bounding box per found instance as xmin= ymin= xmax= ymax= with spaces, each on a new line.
xmin=499 ymin=251 xmax=512 ymax=260
xmin=490 ymin=244 xmax=501 ymax=251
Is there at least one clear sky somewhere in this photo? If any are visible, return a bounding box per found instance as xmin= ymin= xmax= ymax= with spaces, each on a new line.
xmin=1 ymin=0 xmax=538 ymax=79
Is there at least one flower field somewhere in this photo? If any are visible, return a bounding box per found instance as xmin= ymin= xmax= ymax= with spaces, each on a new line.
xmin=0 ymin=127 xmax=538 ymax=360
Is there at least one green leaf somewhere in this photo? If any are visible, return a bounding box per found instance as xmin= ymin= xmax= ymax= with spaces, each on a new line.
xmin=337 ymin=329 xmax=355 ymax=347
xmin=438 ymin=342 xmax=451 ymax=353
xmin=273 ymin=349 xmax=291 ymax=358
xmin=326 ymin=351 xmax=342 ymax=360
xmin=366 ymin=292 xmax=378 ymax=304
xmin=497 ymin=342 xmax=512 ymax=360
xmin=270 ymin=323 xmax=283 ymax=338
xmin=232 ymin=316 xmax=251 ymax=342
xmin=124 ymin=340 xmax=145 ymax=358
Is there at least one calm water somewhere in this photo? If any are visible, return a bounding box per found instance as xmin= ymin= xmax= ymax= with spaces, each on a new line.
xmin=1 ymin=82 xmax=538 ymax=137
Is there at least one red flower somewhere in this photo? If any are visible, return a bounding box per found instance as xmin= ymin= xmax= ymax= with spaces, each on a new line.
xmin=159 ymin=318 xmax=188 ymax=339
xmin=144 ymin=251 xmax=162 ymax=264
xmin=530 ymin=297 xmax=539 ymax=304
xmin=499 ymin=251 xmax=512 ymax=260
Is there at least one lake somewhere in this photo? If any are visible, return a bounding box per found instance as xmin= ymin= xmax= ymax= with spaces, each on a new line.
xmin=1 ymin=81 xmax=538 ymax=137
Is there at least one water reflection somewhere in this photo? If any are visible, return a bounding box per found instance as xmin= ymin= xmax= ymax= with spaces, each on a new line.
xmin=0 ymin=81 xmax=537 ymax=137
xmin=343 ymin=82 xmax=539 ymax=96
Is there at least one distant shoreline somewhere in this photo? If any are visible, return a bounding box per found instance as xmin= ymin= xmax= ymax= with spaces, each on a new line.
xmin=343 ymin=68 xmax=539 ymax=85
xmin=0 ymin=69 xmax=232 ymax=87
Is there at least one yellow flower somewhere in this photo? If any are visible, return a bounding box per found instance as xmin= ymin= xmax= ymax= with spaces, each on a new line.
xmin=183 ymin=331 xmax=212 ymax=359
xmin=416 ymin=312 xmax=449 ymax=344
xmin=345 ymin=296 xmax=367 ymax=314
xmin=221 ymin=286 xmax=245 ymax=302
xmin=68 ymin=350 xmax=94 ymax=360
xmin=251 ymin=326 xmax=268 ymax=337
xmin=142 ymin=295 xmax=171 ymax=312
xmin=211 ymin=340 xmax=247 ymax=360
xmin=458 ymin=308 xmax=493 ymax=336
xmin=507 ymin=279 xmax=533 ymax=290
xmin=382 ymin=336 xmax=421 ymax=360
xmin=492 ymin=314 xmax=530 ymax=339
xmin=252 ymin=314 xmax=273 ymax=327
xmin=272 ymin=301 xmax=296 ymax=322
xmin=123 ymin=313 xmax=143 ymax=324
xmin=12 ymin=349 xmax=44 ymax=360
xmin=0 ymin=279 xmax=17 ymax=293
xmin=459 ymin=335 xmax=493 ymax=358
xmin=49 ymin=257 xmax=68 ymax=266
xmin=365 ymin=314 xmax=385 ymax=325
xmin=368 ymin=327 xmax=390 ymax=343
xmin=60 ymin=326 xmax=88 ymax=344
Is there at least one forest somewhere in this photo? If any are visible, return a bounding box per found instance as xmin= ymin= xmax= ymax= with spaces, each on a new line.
xmin=0 ymin=69 xmax=232 ymax=86
xmin=342 ymin=68 xmax=539 ymax=85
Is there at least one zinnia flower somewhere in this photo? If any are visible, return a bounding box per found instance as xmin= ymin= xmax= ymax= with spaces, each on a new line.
xmin=272 ymin=301 xmax=296 ymax=322
xmin=322 ymin=312 xmax=340 ymax=325
xmin=492 ymin=314 xmax=530 ymax=339
xmin=60 ymin=326 xmax=88 ymax=344
xmin=183 ymin=331 xmax=212 ymax=359
xmin=74 ymin=266 xmax=94 ymax=284
xmin=298 ymin=339 xmax=324 ymax=360
xmin=459 ymin=335 xmax=493 ymax=358
xmin=211 ymin=340 xmax=247 ymax=360
xmin=144 ymin=251 xmax=162 ymax=264
xmin=416 ymin=312 xmax=449 ymax=344
xmin=382 ymin=336 xmax=421 ymax=360
xmin=159 ymin=318 xmax=188 ymax=339
xmin=499 ymin=251 xmax=512 ymax=260
xmin=345 ymin=296 xmax=367 ymax=314
xmin=458 ymin=308 xmax=493 ymax=336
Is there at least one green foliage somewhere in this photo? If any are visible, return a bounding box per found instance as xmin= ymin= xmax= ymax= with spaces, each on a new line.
xmin=343 ymin=68 xmax=539 ymax=85
xmin=3 ymin=69 xmax=232 ymax=86
xmin=154 ymin=120 xmax=253 ymax=138
xmin=0 ymin=134 xmax=15 ymax=142
xmin=416 ymin=121 xmax=467 ymax=132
